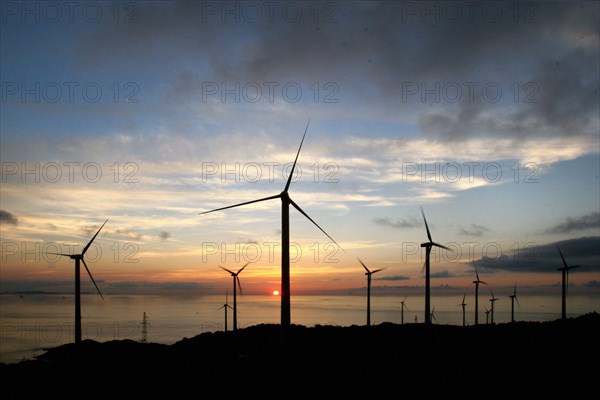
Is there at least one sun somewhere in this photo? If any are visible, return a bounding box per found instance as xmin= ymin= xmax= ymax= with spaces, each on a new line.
xmin=272 ymin=290 xmax=280 ymax=296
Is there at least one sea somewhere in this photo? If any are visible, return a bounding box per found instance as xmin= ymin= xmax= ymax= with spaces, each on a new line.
xmin=1 ymin=293 xmax=598 ymax=364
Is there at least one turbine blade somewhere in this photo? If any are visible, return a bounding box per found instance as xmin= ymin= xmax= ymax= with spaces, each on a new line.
xmin=82 ymin=219 xmax=108 ymax=256
xmin=475 ymin=266 xmax=480 ymax=281
xmin=357 ymin=258 xmax=370 ymax=273
xmin=557 ymin=245 xmax=568 ymax=269
xmin=421 ymin=261 xmax=426 ymax=274
xmin=226 ymin=288 xmax=229 ymax=304
xmin=237 ymin=262 xmax=250 ymax=274
xmin=199 ymin=194 xmax=281 ymax=215
xmin=284 ymin=120 xmax=310 ymax=192
xmin=462 ymin=294 xmax=466 ymax=304
xmin=289 ymin=198 xmax=344 ymax=251
xmin=371 ymin=268 xmax=384 ymax=274
xmin=421 ymin=207 xmax=432 ymax=243
xmin=432 ymin=242 xmax=452 ymax=251
xmin=515 ymin=296 xmax=521 ymax=308
xmin=81 ymin=259 xmax=104 ymax=299
xmin=47 ymin=252 xmax=74 ymax=257
xmin=219 ymin=266 xmax=235 ymax=275
xmin=237 ymin=276 xmax=243 ymax=296
xmin=481 ymin=281 xmax=488 ymax=285
xmin=569 ymin=265 xmax=581 ymax=270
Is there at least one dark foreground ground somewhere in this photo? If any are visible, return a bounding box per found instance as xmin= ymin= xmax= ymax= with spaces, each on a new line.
xmin=2 ymin=313 xmax=598 ymax=395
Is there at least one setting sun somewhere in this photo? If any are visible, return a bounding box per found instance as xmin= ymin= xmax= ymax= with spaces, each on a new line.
xmin=272 ymin=290 xmax=280 ymax=296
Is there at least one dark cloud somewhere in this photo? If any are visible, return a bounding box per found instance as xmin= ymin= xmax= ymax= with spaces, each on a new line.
xmin=114 ymin=229 xmax=144 ymax=241
xmin=459 ymin=223 xmax=491 ymax=237
xmin=584 ymin=280 xmax=600 ymax=288
xmin=430 ymin=271 xmax=457 ymax=278
xmin=159 ymin=231 xmax=171 ymax=241
xmin=0 ymin=210 xmax=18 ymax=225
xmin=374 ymin=275 xmax=410 ymax=281
xmin=544 ymin=212 xmax=600 ymax=234
xmin=373 ymin=216 xmax=420 ymax=229
xmin=74 ymin=1 xmax=598 ymax=140
xmin=475 ymin=236 xmax=600 ymax=273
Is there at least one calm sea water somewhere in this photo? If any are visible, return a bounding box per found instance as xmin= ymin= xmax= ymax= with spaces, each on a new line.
xmin=1 ymin=293 xmax=597 ymax=364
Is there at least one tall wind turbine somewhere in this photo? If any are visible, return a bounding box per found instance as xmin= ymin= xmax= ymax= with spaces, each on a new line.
xmin=557 ymin=245 xmax=580 ymax=320
xmin=420 ymin=208 xmax=451 ymax=325
xmin=358 ymin=258 xmax=383 ymax=326
xmin=49 ymin=219 xmax=107 ymax=343
xmin=509 ymin=283 xmax=520 ymax=323
xmin=217 ymin=289 xmax=234 ymax=332
xmin=472 ymin=263 xmax=487 ymax=325
xmin=460 ymin=294 xmax=467 ymax=327
xmin=400 ymin=296 xmax=408 ymax=325
xmin=219 ymin=263 xmax=249 ymax=332
xmin=489 ymin=289 xmax=499 ymax=324
xmin=484 ymin=307 xmax=490 ymax=324
xmin=199 ymin=121 xmax=341 ymax=336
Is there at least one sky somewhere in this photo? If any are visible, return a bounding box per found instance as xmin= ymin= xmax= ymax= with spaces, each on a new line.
xmin=1 ymin=1 xmax=599 ymax=303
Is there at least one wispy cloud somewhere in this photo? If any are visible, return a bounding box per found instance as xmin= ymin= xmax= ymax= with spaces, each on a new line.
xmin=373 ymin=216 xmax=420 ymax=229
xmin=459 ymin=223 xmax=492 ymax=237
xmin=374 ymin=275 xmax=410 ymax=281
xmin=544 ymin=212 xmax=600 ymax=234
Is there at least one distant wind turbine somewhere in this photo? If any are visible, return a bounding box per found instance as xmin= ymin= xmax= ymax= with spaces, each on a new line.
xmin=219 ymin=263 xmax=249 ymax=332
xmin=400 ymin=296 xmax=408 ymax=325
xmin=358 ymin=258 xmax=383 ymax=326
xmin=420 ymin=208 xmax=452 ymax=325
xmin=484 ymin=307 xmax=490 ymax=324
xmin=509 ymin=283 xmax=520 ymax=323
xmin=459 ymin=294 xmax=467 ymax=327
xmin=199 ymin=121 xmax=342 ymax=337
xmin=217 ymin=289 xmax=234 ymax=332
xmin=48 ymin=219 xmax=107 ymax=343
xmin=557 ymin=245 xmax=580 ymax=320
xmin=430 ymin=306 xmax=438 ymax=324
xmin=489 ymin=289 xmax=499 ymax=324
xmin=472 ymin=263 xmax=487 ymax=325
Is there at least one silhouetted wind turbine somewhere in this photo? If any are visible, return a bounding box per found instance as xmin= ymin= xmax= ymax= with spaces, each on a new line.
xmin=400 ymin=296 xmax=408 ymax=325
xmin=489 ymin=289 xmax=499 ymax=324
xmin=217 ymin=289 xmax=234 ymax=332
xmin=420 ymin=208 xmax=452 ymax=325
xmin=460 ymin=294 xmax=467 ymax=327
xmin=557 ymin=245 xmax=580 ymax=320
xmin=509 ymin=283 xmax=520 ymax=323
xmin=430 ymin=306 xmax=438 ymax=324
xmin=219 ymin=263 xmax=249 ymax=332
xmin=484 ymin=307 xmax=490 ymax=324
xmin=358 ymin=258 xmax=383 ymax=326
xmin=472 ymin=263 xmax=487 ymax=325
xmin=199 ymin=121 xmax=341 ymax=337
xmin=48 ymin=219 xmax=107 ymax=343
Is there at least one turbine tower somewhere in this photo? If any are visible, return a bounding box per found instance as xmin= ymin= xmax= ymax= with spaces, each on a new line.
xmin=219 ymin=263 xmax=249 ymax=332
xmin=472 ymin=263 xmax=487 ymax=325
xmin=460 ymin=294 xmax=467 ymax=327
xmin=49 ymin=219 xmax=107 ymax=343
xmin=420 ymin=208 xmax=451 ymax=325
xmin=358 ymin=258 xmax=383 ymax=326
xmin=199 ymin=121 xmax=341 ymax=338
xmin=489 ymin=289 xmax=499 ymax=325
xmin=557 ymin=245 xmax=580 ymax=320
xmin=509 ymin=283 xmax=519 ymax=323
xmin=484 ymin=307 xmax=490 ymax=324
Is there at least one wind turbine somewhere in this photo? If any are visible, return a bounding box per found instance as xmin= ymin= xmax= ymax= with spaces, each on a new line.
xmin=48 ymin=219 xmax=107 ymax=343
xmin=217 ymin=289 xmax=234 ymax=332
xmin=509 ymin=283 xmax=520 ymax=323
xmin=557 ymin=245 xmax=580 ymax=320
xmin=219 ymin=263 xmax=249 ymax=332
xmin=199 ymin=121 xmax=341 ymax=336
xmin=484 ymin=307 xmax=490 ymax=324
xmin=489 ymin=289 xmax=499 ymax=324
xmin=358 ymin=258 xmax=383 ymax=326
xmin=400 ymin=296 xmax=408 ymax=325
xmin=459 ymin=294 xmax=467 ymax=327
xmin=472 ymin=263 xmax=487 ymax=325
xmin=420 ymin=208 xmax=451 ymax=325
xmin=430 ymin=306 xmax=438 ymax=324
